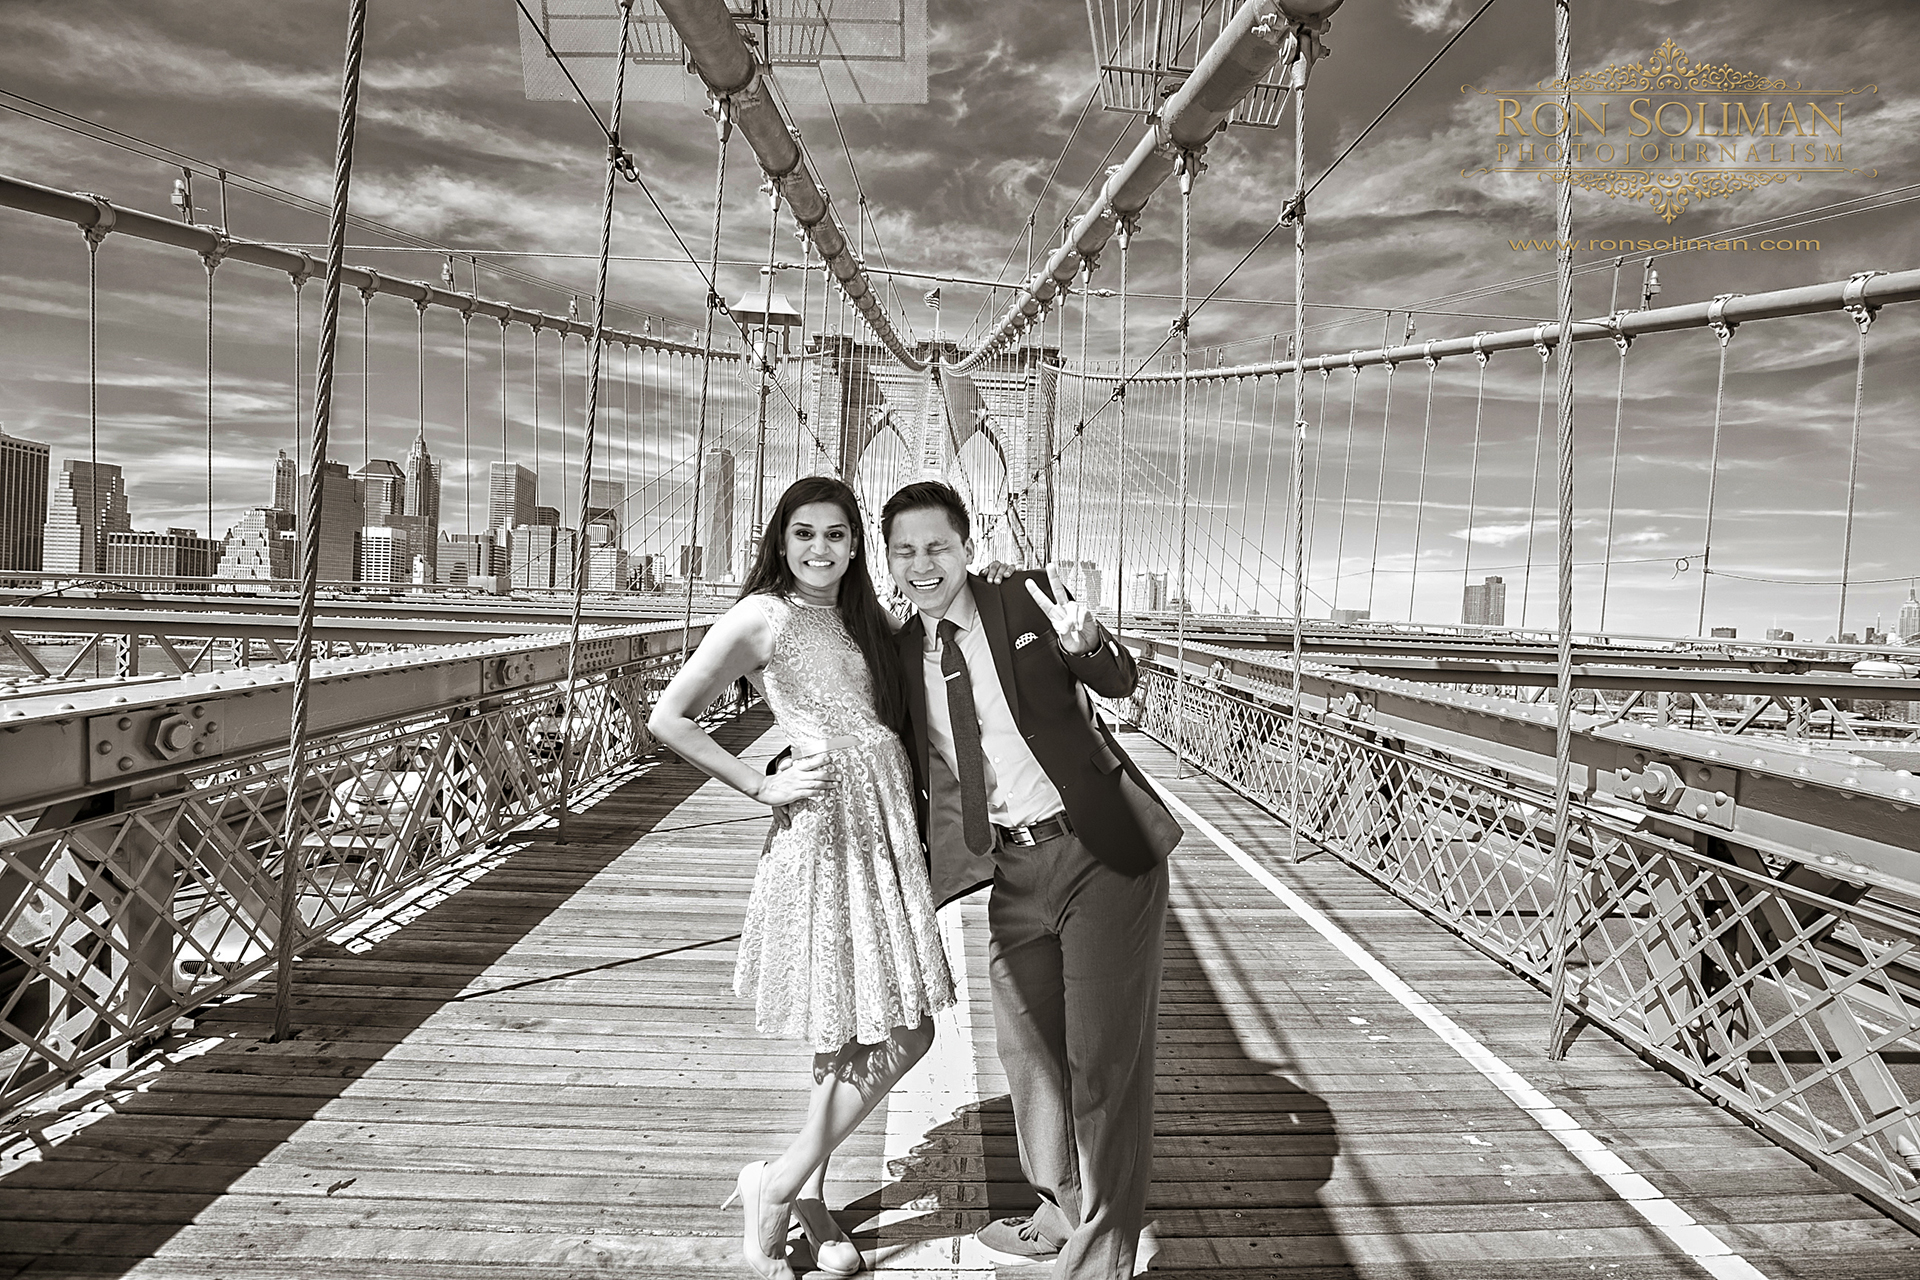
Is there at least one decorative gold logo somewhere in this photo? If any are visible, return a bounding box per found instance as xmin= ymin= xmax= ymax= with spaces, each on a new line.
xmin=1462 ymin=39 xmax=1877 ymax=223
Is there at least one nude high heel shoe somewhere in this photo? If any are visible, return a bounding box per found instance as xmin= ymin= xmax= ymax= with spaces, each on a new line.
xmin=720 ymin=1160 xmax=795 ymax=1279
xmin=792 ymin=1197 xmax=863 ymax=1277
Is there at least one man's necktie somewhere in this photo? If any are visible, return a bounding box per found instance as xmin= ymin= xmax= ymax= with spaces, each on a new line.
xmin=938 ymin=618 xmax=995 ymax=856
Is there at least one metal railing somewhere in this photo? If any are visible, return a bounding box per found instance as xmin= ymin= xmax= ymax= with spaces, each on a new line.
xmin=0 ymin=619 xmax=713 ymax=1115
xmin=1122 ymin=654 xmax=1920 ymax=1227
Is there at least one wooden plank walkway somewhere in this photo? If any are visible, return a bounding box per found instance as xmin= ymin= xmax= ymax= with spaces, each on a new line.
xmin=2 ymin=710 xmax=1914 ymax=1278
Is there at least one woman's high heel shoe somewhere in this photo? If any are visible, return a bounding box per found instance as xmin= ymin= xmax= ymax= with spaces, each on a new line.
xmin=720 ymin=1161 xmax=795 ymax=1279
xmin=793 ymin=1198 xmax=863 ymax=1277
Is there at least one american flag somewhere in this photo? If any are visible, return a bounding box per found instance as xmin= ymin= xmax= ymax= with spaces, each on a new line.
xmin=923 ymin=287 xmax=940 ymax=310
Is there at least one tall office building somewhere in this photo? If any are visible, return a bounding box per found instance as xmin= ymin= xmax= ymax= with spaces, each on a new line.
xmin=404 ymin=431 xmax=441 ymax=575
xmin=0 ymin=429 xmax=50 ymax=574
xmin=106 ymin=528 xmax=220 ymax=588
xmin=355 ymin=458 xmax=405 ymax=522
xmin=488 ymin=462 xmax=537 ymax=534
xmin=700 ymin=447 xmax=736 ymax=581
xmin=534 ymin=505 xmax=560 ymax=527
xmin=1051 ymin=559 xmax=1102 ymax=607
xmin=1463 ymin=575 xmax=1507 ymax=627
xmin=358 ymin=526 xmax=413 ymax=584
xmin=43 ymin=459 xmax=131 ymax=574
xmin=1901 ymin=589 xmax=1920 ymax=643
xmin=586 ymin=478 xmax=624 ymax=548
xmin=272 ymin=450 xmax=297 ymax=514
xmin=1129 ymin=570 xmax=1167 ymax=613
xmin=511 ymin=524 xmax=579 ymax=590
xmin=588 ymin=544 xmax=628 ymax=591
xmin=218 ymin=507 xmax=296 ymax=583
xmin=439 ymin=531 xmax=505 ymax=585
xmin=307 ymin=461 xmax=363 ymax=583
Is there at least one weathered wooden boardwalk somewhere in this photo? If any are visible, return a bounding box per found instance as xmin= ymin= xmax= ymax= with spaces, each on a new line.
xmin=2 ymin=709 xmax=1914 ymax=1278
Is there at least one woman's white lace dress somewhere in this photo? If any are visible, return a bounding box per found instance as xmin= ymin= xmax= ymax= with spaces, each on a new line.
xmin=734 ymin=594 xmax=955 ymax=1051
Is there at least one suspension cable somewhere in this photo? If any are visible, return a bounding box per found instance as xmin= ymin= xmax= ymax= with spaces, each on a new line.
xmin=1329 ymin=359 xmax=1359 ymax=614
xmin=1696 ymin=294 xmax=1739 ymax=634
xmin=202 ymin=234 xmax=227 ymax=544
xmin=359 ymin=278 xmax=373 ymax=467
xmin=683 ymin=102 xmax=732 ymax=655
xmin=1833 ymin=270 xmax=1885 ymax=639
xmin=1519 ymin=331 xmax=1550 ymax=627
xmin=557 ymin=0 xmax=635 ymax=844
xmin=1408 ymin=344 xmax=1438 ymax=620
xmin=1174 ymin=152 xmax=1194 ymax=774
xmin=1287 ymin=67 xmax=1308 ymax=866
xmin=1113 ymin=222 xmax=1131 ymax=644
xmin=1544 ymin=0 xmax=1580 ymax=1061
xmin=1597 ymin=316 xmax=1630 ymax=630
xmin=1364 ymin=317 xmax=1397 ymax=617
xmin=276 ymin=0 xmax=366 ymax=1045
xmin=82 ymin=204 xmax=108 ymax=573
xmin=1462 ymin=336 xmax=1490 ymax=617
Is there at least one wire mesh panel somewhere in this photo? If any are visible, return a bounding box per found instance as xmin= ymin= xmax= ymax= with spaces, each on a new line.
xmin=1085 ymin=0 xmax=1294 ymax=128
xmin=517 ymin=0 xmax=929 ymax=107
xmin=1119 ymin=659 xmax=1920 ymax=1226
xmin=0 ymin=646 xmax=694 ymax=1116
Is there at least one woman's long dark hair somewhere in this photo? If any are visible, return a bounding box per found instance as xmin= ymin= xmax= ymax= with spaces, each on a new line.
xmin=739 ymin=476 xmax=904 ymax=728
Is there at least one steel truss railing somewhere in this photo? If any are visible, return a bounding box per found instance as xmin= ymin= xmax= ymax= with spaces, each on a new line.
xmin=0 ymin=621 xmax=713 ymax=1116
xmin=1121 ymin=657 xmax=1920 ymax=1227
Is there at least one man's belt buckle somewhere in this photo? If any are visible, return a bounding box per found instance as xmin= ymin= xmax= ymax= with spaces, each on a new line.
xmin=999 ymin=813 xmax=1070 ymax=847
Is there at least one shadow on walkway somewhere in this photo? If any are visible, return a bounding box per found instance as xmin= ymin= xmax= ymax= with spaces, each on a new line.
xmin=0 ymin=711 xmax=773 ymax=1277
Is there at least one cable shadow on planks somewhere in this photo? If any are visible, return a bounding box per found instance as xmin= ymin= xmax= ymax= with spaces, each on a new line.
xmin=0 ymin=708 xmax=775 ymax=1278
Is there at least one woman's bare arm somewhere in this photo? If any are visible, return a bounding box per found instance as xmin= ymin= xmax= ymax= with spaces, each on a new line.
xmin=647 ymin=599 xmax=830 ymax=806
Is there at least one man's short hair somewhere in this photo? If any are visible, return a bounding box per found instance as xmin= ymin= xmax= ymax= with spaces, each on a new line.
xmin=882 ymin=481 xmax=971 ymax=545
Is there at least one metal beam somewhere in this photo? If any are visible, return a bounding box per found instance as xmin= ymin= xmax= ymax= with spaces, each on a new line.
xmin=0 ymin=618 xmax=716 ymax=816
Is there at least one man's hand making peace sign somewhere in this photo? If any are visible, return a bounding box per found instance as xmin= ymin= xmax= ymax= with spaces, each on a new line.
xmin=1025 ymin=563 xmax=1104 ymax=656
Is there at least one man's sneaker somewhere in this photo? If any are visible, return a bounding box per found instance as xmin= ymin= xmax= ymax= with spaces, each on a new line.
xmin=975 ymin=1215 xmax=1064 ymax=1264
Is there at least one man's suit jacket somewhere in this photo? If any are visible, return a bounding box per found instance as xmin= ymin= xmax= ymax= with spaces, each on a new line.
xmin=898 ymin=571 xmax=1183 ymax=906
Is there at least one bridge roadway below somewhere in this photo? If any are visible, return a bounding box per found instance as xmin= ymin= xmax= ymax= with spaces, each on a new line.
xmin=1 ymin=710 xmax=1910 ymax=1278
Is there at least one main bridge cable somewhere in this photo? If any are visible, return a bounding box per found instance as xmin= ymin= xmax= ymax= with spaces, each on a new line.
xmin=276 ymin=0 xmax=367 ymax=1044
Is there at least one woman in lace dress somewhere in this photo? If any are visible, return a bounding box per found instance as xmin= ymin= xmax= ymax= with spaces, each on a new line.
xmin=648 ymin=476 xmax=954 ymax=1279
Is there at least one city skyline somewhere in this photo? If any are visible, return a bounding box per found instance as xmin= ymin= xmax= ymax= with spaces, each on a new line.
xmin=0 ymin=1 xmax=1915 ymax=635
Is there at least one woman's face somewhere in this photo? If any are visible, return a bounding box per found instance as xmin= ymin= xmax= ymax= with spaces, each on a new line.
xmin=783 ymin=500 xmax=855 ymax=599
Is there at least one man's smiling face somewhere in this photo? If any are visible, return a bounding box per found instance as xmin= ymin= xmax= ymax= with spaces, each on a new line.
xmin=886 ymin=505 xmax=973 ymax=621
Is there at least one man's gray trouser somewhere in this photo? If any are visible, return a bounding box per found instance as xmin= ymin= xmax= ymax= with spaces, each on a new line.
xmin=987 ymin=832 xmax=1168 ymax=1280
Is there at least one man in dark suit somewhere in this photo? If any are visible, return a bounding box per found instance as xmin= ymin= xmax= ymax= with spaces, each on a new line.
xmin=881 ymin=480 xmax=1182 ymax=1280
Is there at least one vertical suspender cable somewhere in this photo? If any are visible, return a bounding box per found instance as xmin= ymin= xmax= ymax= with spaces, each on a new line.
xmin=1073 ymin=262 xmax=1090 ymax=572
xmin=1597 ymin=319 xmax=1629 ymax=631
xmin=1519 ymin=331 xmax=1550 ymax=629
xmin=1544 ymin=0 xmax=1581 ymax=1059
xmin=1408 ymin=345 xmax=1437 ymax=621
xmin=1462 ymin=337 xmax=1489 ymax=620
xmin=203 ymin=242 xmax=225 ymax=544
xmin=683 ymin=100 xmax=732 ymax=654
xmin=1114 ymin=223 xmax=1131 ymax=647
xmin=533 ymin=325 xmax=543 ymax=507
xmin=1305 ymin=367 xmax=1328 ymax=599
xmin=1287 ymin=69 xmax=1308 ymax=865
xmin=276 ymin=0 xmax=366 ymax=1043
xmin=291 ymin=269 xmax=307 ymax=495
xmin=1836 ymin=270 xmax=1882 ymax=640
xmin=83 ymin=214 xmax=105 ymax=573
xmin=498 ymin=317 xmax=509 ymax=481
xmin=462 ymin=310 xmax=472 ymax=536
xmin=360 ymin=282 xmax=373 ymax=466
xmin=1329 ymin=359 xmax=1357 ymax=613
xmin=558 ymin=0 xmax=634 ymax=843
xmin=1365 ymin=330 xmax=1395 ymax=618
xmin=1697 ymin=294 xmax=1737 ymax=635
xmin=1174 ymin=153 xmax=1194 ymax=776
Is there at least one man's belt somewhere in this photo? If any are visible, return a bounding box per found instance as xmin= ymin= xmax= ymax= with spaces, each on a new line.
xmin=996 ymin=812 xmax=1073 ymax=847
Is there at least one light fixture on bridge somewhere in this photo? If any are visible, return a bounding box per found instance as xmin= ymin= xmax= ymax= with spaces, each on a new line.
xmin=729 ymin=283 xmax=803 ymax=359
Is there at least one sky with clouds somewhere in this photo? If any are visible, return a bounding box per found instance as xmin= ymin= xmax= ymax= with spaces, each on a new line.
xmin=1 ymin=0 xmax=1915 ymax=638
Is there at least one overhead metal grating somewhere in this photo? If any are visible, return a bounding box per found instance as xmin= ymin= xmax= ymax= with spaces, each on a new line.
xmin=1085 ymin=0 xmax=1324 ymax=128
xmin=517 ymin=0 xmax=928 ymax=108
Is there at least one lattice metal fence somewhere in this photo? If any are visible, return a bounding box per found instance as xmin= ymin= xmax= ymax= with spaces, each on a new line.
xmin=1122 ymin=661 xmax=1920 ymax=1226
xmin=0 ymin=651 xmax=687 ymax=1115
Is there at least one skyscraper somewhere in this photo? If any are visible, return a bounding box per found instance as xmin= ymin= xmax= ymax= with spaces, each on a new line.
xmin=307 ymin=461 xmax=363 ymax=583
xmin=358 ymin=526 xmax=413 ymax=584
xmin=355 ymin=458 xmax=405 ymax=522
xmin=106 ymin=528 xmax=220 ymax=589
xmin=218 ymin=507 xmax=296 ymax=584
xmin=0 ymin=429 xmax=50 ymax=574
xmin=43 ymin=459 xmax=131 ymax=574
xmin=701 ymin=447 xmax=736 ymax=581
xmin=1129 ymin=571 xmax=1167 ymax=612
xmin=272 ymin=450 xmax=297 ymax=514
xmin=404 ymin=431 xmax=441 ymax=575
xmin=1463 ymin=575 xmax=1507 ymax=627
xmin=489 ymin=462 xmax=537 ymax=533
xmin=586 ymin=478 xmax=624 ymax=548
xmin=1900 ymin=588 xmax=1920 ymax=643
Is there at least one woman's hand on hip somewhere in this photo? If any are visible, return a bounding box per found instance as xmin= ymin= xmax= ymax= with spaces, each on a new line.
xmin=758 ymin=751 xmax=834 ymax=808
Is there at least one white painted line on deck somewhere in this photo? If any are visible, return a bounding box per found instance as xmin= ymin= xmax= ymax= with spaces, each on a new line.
xmin=873 ymin=900 xmax=995 ymax=1272
xmin=1149 ymin=779 xmax=1771 ymax=1280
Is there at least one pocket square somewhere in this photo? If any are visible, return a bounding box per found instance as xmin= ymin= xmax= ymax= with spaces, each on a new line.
xmin=1015 ymin=631 xmax=1040 ymax=650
